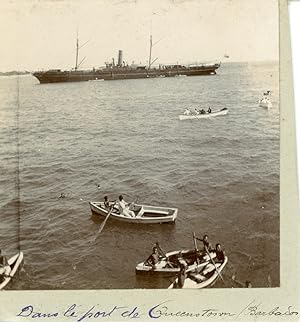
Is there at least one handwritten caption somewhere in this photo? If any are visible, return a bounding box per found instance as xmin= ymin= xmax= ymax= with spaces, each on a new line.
xmin=15 ymin=301 xmax=299 ymax=320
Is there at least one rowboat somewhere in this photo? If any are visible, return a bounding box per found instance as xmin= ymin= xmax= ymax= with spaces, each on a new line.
xmin=179 ymin=108 xmax=228 ymax=120
xmin=0 ymin=251 xmax=24 ymax=290
xmin=259 ymin=98 xmax=272 ymax=108
xmin=136 ymin=248 xmax=216 ymax=274
xmin=89 ymin=202 xmax=177 ymax=224
xmin=88 ymin=78 xmax=104 ymax=82
xmin=168 ymin=256 xmax=228 ymax=289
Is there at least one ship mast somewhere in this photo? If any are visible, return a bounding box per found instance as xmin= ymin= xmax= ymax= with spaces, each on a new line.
xmin=74 ymin=31 xmax=90 ymax=70
xmin=148 ymin=35 xmax=152 ymax=70
xmin=147 ymin=34 xmax=161 ymax=69
xmin=75 ymin=32 xmax=79 ymax=70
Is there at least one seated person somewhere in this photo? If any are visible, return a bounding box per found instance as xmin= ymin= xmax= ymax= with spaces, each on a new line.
xmin=183 ymin=108 xmax=191 ymax=115
xmin=200 ymin=109 xmax=206 ymax=114
xmin=0 ymin=250 xmax=8 ymax=279
xmin=145 ymin=246 xmax=160 ymax=267
xmin=176 ymin=263 xmax=187 ymax=288
xmin=0 ymin=250 xmax=8 ymax=267
xmin=117 ymin=195 xmax=135 ymax=217
xmin=214 ymin=243 xmax=225 ymax=263
xmin=207 ymin=107 xmax=212 ymax=113
xmin=103 ymin=196 xmax=110 ymax=209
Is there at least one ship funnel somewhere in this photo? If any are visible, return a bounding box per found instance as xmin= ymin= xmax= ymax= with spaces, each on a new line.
xmin=117 ymin=50 xmax=123 ymax=67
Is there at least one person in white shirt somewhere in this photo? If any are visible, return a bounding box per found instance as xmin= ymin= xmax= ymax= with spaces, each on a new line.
xmin=183 ymin=108 xmax=190 ymax=115
xmin=117 ymin=195 xmax=135 ymax=217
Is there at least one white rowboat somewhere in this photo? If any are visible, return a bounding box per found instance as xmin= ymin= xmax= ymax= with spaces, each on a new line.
xmin=89 ymin=202 xmax=177 ymax=224
xmin=136 ymin=249 xmax=216 ymax=274
xmin=0 ymin=251 xmax=24 ymax=290
xmin=179 ymin=108 xmax=228 ymax=120
xmin=259 ymin=99 xmax=272 ymax=108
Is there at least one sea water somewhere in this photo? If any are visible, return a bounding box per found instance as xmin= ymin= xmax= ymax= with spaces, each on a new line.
xmin=0 ymin=62 xmax=279 ymax=289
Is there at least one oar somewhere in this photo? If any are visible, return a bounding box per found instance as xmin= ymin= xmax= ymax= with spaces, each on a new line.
xmin=155 ymin=242 xmax=174 ymax=268
xmin=204 ymin=244 xmax=225 ymax=285
xmin=155 ymin=242 xmax=165 ymax=257
xmin=192 ymin=232 xmax=200 ymax=267
xmin=128 ymin=196 xmax=139 ymax=210
xmin=94 ymin=202 xmax=116 ymax=240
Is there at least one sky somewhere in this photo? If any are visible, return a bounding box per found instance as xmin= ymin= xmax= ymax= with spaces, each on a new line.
xmin=0 ymin=0 xmax=279 ymax=71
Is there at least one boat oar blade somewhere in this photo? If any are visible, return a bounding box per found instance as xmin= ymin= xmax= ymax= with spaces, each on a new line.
xmin=204 ymin=245 xmax=225 ymax=285
xmin=94 ymin=202 xmax=116 ymax=241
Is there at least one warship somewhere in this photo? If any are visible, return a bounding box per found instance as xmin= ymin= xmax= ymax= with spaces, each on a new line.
xmin=33 ymin=36 xmax=221 ymax=84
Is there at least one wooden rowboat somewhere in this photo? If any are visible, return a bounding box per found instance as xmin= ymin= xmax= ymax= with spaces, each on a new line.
xmin=136 ymin=249 xmax=216 ymax=274
xmin=0 ymin=251 xmax=24 ymax=290
xmin=168 ymin=256 xmax=228 ymax=289
xmin=89 ymin=202 xmax=177 ymax=224
xmin=179 ymin=108 xmax=228 ymax=120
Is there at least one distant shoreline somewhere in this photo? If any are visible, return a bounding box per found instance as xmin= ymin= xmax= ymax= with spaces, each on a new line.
xmin=0 ymin=71 xmax=30 ymax=76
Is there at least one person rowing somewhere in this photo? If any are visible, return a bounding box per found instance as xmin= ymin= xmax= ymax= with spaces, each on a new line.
xmin=145 ymin=246 xmax=160 ymax=267
xmin=196 ymin=234 xmax=212 ymax=252
xmin=214 ymin=243 xmax=225 ymax=263
xmin=104 ymin=196 xmax=112 ymax=209
xmin=0 ymin=250 xmax=8 ymax=281
xmin=183 ymin=108 xmax=191 ymax=115
xmin=0 ymin=250 xmax=8 ymax=268
xmin=117 ymin=195 xmax=135 ymax=217
xmin=154 ymin=242 xmax=175 ymax=268
xmin=177 ymin=263 xmax=187 ymax=288
xmin=155 ymin=242 xmax=166 ymax=257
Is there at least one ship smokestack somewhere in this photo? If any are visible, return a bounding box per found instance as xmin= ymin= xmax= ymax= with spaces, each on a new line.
xmin=117 ymin=50 xmax=123 ymax=67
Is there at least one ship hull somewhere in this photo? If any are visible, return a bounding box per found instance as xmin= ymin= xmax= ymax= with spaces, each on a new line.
xmin=33 ymin=64 xmax=220 ymax=84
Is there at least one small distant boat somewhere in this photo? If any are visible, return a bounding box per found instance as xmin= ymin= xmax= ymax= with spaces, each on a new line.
xmin=136 ymin=249 xmax=216 ymax=274
xmin=259 ymin=90 xmax=272 ymax=108
xmin=89 ymin=202 xmax=177 ymax=224
xmin=179 ymin=108 xmax=228 ymax=120
xmin=168 ymin=256 xmax=228 ymax=289
xmin=259 ymin=99 xmax=272 ymax=108
xmin=0 ymin=251 xmax=24 ymax=290
xmin=259 ymin=97 xmax=272 ymax=108
xmin=88 ymin=78 xmax=104 ymax=82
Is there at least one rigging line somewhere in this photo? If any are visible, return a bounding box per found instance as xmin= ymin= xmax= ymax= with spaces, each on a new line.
xmin=15 ymin=75 xmax=21 ymax=252
xmin=79 ymin=38 xmax=91 ymax=50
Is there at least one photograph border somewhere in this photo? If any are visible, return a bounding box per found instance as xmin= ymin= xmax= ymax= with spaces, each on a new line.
xmin=0 ymin=0 xmax=299 ymax=321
